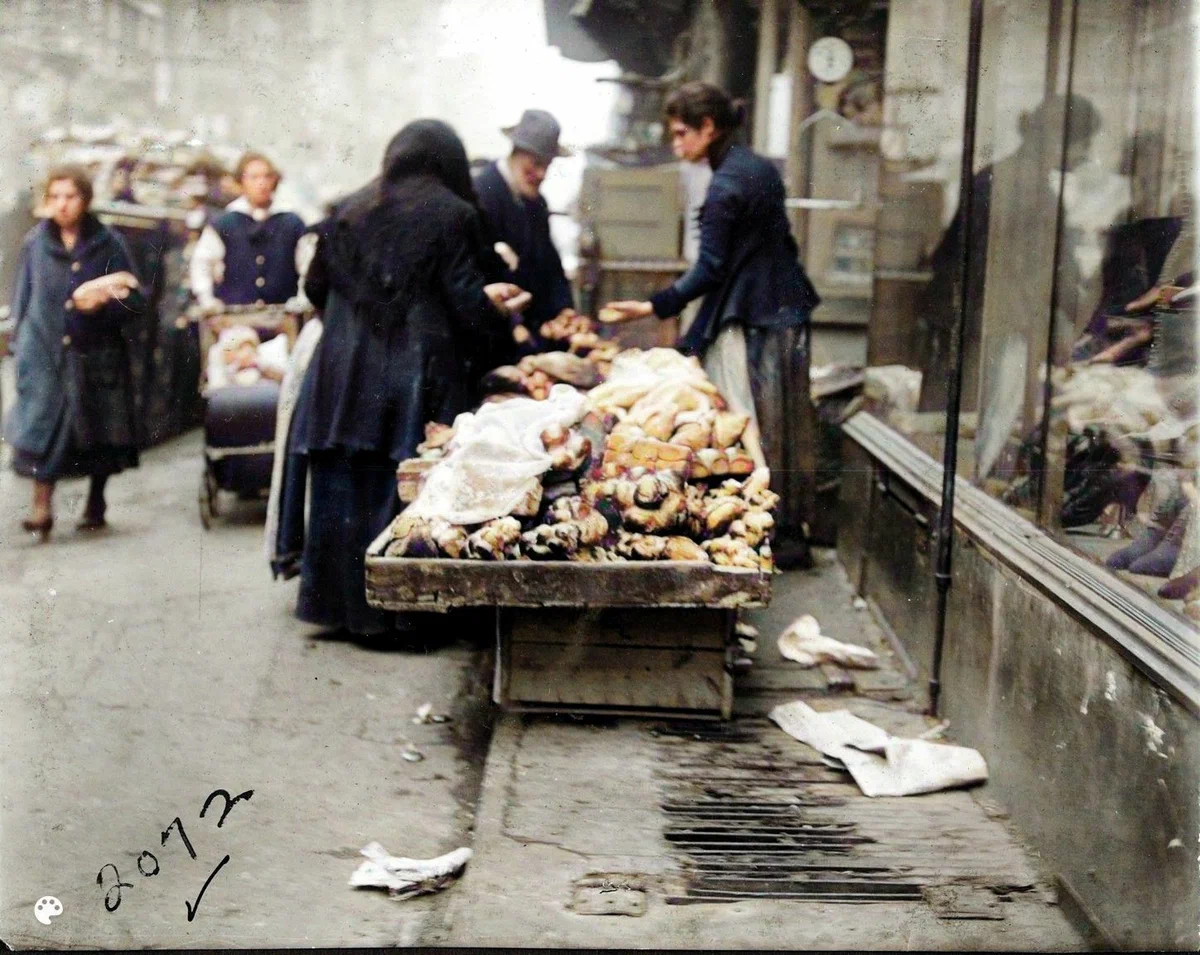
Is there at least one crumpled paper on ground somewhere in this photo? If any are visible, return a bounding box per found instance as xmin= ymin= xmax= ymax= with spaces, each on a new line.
xmin=777 ymin=615 xmax=880 ymax=669
xmin=405 ymin=384 xmax=586 ymax=525
xmin=348 ymin=842 xmax=473 ymax=899
xmin=769 ymin=700 xmax=988 ymax=797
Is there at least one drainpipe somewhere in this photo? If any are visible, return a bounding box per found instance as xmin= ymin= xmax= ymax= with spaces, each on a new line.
xmin=752 ymin=0 xmax=779 ymax=154
xmin=929 ymin=0 xmax=985 ymax=718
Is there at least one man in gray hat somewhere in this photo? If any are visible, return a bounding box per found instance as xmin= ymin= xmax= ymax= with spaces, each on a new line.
xmin=474 ymin=109 xmax=575 ymax=352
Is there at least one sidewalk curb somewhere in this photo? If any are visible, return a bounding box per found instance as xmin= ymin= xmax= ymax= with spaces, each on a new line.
xmin=423 ymin=712 xmax=523 ymax=944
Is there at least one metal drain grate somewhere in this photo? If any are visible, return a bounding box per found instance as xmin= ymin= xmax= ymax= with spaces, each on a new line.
xmin=651 ymin=723 xmax=763 ymax=744
xmin=655 ymin=721 xmax=926 ymax=904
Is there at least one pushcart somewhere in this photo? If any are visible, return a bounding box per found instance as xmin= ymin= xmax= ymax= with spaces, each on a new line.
xmin=193 ymin=303 xmax=304 ymax=529
xmin=364 ymin=547 xmax=771 ymax=720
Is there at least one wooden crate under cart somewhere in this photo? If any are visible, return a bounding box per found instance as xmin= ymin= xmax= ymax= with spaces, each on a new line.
xmin=365 ymin=534 xmax=771 ymax=721
xmin=497 ymin=606 xmax=736 ymax=719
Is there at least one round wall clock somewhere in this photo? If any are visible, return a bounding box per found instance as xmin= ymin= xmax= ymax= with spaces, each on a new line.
xmin=808 ymin=36 xmax=854 ymax=84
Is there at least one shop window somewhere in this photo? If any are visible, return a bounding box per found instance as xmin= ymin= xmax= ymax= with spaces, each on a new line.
xmin=1039 ymin=0 xmax=1197 ymax=621
xmin=864 ymin=0 xmax=1197 ymax=625
xmin=862 ymin=0 xmax=973 ymax=459
xmin=970 ymin=0 xmax=1072 ymax=514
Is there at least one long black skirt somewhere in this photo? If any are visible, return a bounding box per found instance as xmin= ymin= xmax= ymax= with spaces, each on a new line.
xmin=11 ymin=407 xmax=138 ymax=482
xmin=745 ymin=323 xmax=814 ymax=568
xmin=296 ymin=449 xmax=400 ymax=636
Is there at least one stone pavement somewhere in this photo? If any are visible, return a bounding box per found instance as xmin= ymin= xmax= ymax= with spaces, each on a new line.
xmin=0 ymin=431 xmax=493 ymax=949
xmin=431 ymin=561 xmax=1091 ymax=950
xmin=0 ymin=416 xmax=1091 ymax=950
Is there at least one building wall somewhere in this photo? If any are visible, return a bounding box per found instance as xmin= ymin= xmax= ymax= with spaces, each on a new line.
xmin=878 ymin=0 xmax=969 ymax=224
xmin=942 ymin=538 xmax=1200 ymax=951
xmin=839 ymin=425 xmax=1200 ymax=950
xmin=0 ymin=0 xmax=620 ymax=294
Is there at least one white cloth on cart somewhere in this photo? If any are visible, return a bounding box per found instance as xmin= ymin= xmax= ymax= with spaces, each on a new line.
xmin=404 ymin=384 xmax=587 ymax=526
xmin=591 ymin=347 xmax=712 ymax=399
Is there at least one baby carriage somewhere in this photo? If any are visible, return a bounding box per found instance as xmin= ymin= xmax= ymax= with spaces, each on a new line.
xmin=193 ymin=302 xmax=307 ymax=528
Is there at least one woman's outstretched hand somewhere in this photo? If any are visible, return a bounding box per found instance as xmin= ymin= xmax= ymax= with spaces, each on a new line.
xmin=485 ymin=283 xmax=532 ymax=316
xmin=599 ymin=300 xmax=653 ymax=324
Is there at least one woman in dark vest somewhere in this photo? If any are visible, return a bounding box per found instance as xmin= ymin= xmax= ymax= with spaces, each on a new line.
xmin=189 ymin=152 xmax=307 ymax=309
xmin=7 ymin=165 xmax=145 ymax=539
xmin=288 ymin=120 xmax=527 ymax=637
xmin=602 ymin=82 xmax=821 ymax=567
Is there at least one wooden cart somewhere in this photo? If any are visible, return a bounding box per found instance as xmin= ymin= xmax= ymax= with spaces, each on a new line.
xmin=365 ymin=534 xmax=771 ymax=720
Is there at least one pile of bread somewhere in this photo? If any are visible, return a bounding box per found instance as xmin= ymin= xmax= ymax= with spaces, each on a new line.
xmin=538 ymin=311 xmax=619 ymax=363
xmin=385 ymin=457 xmax=776 ymax=570
xmin=384 ymin=344 xmax=775 ymax=570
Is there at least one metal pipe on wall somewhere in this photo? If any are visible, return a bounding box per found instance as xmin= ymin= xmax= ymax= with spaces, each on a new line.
xmin=753 ymin=0 xmax=779 ymax=153
xmin=929 ymin=0 xmax=986 ymax=717
xmin=784 ymin=0 xmax=813 ymax=260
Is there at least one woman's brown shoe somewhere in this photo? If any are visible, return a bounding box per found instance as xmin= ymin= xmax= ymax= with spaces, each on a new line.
xmin=20 ymin=516 xmax=54 ymax=542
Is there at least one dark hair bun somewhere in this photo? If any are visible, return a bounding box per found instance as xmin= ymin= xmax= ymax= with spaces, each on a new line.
xmin=730 ymin=99 xmax=748 ymax=129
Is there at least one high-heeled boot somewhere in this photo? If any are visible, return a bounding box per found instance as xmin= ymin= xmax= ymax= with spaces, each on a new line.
xmin=1129 ymin=505 xmax=1191 ymax=577
xmin=20 ymin=481 xmax=54 ymax=542
xmin=1159 ymin=491 xmax=1200 ymax=598
xmin=1159 ymin=564 xmax=1200 ymax=600
xmin=1107 ymin=521 xmax=1168 ymax=570
xmin=1106 ymin=486 xmax=1188 ymax=569
xmin=77 ymin=475 xmax=109 ymax=531
xmin=1061 ymin=468 xmax=1149 ymax=529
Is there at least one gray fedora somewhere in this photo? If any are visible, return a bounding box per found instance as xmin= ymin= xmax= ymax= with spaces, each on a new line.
xmin=502 ymin=109 xmax=571 ymax=162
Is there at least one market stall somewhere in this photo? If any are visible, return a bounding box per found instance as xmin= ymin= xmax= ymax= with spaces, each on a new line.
xmin=365 ymin=321 xmax=776 ymax=720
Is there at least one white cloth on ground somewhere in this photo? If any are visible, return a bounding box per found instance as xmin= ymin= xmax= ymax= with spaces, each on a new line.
xmin=777 ymin=614 xmax=880 ymax=669
xmin=405 ymin=384 xmax=587 ymax=526
xmin=769 ymin=700 xmax=989 ymax=797
xmin=348 ymin=842 xmax=472 ymax=899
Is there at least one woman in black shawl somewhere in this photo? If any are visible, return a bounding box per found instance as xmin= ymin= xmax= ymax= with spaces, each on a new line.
xmin=289 ymin=120 xmax=526 ymax=636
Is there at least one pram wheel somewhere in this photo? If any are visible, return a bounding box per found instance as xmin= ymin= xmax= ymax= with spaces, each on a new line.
xmin=199 ymin=464 xmax=220 ymax=529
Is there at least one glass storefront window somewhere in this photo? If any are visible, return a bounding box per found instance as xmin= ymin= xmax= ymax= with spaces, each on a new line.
xmin=863 ymin=0 xmax=970 ymax=463
xmin=865 ymin=0 xmax=1198 ymax=623
xmin=1041 ymin=0 xmax=1197 ymax=617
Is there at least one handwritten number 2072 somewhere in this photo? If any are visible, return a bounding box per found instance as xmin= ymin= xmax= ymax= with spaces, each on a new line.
xmin=97 ymin=788 xmax=253 ymax=919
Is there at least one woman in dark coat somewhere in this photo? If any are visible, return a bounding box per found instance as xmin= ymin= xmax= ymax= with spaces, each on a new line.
xmin=287 ymin=120 xmax=526 ymax=636
xmin=7 ymin=165 xmax=144 ymax=540
xmin=602 ymin=82 xmax=821 ymax=567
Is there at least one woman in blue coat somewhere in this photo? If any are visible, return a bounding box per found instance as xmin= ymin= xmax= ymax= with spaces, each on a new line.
xmin=602 ymin=82 xmax=821 ymax=567
xmin=7 ymin=166 xmax=144 ymax=540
